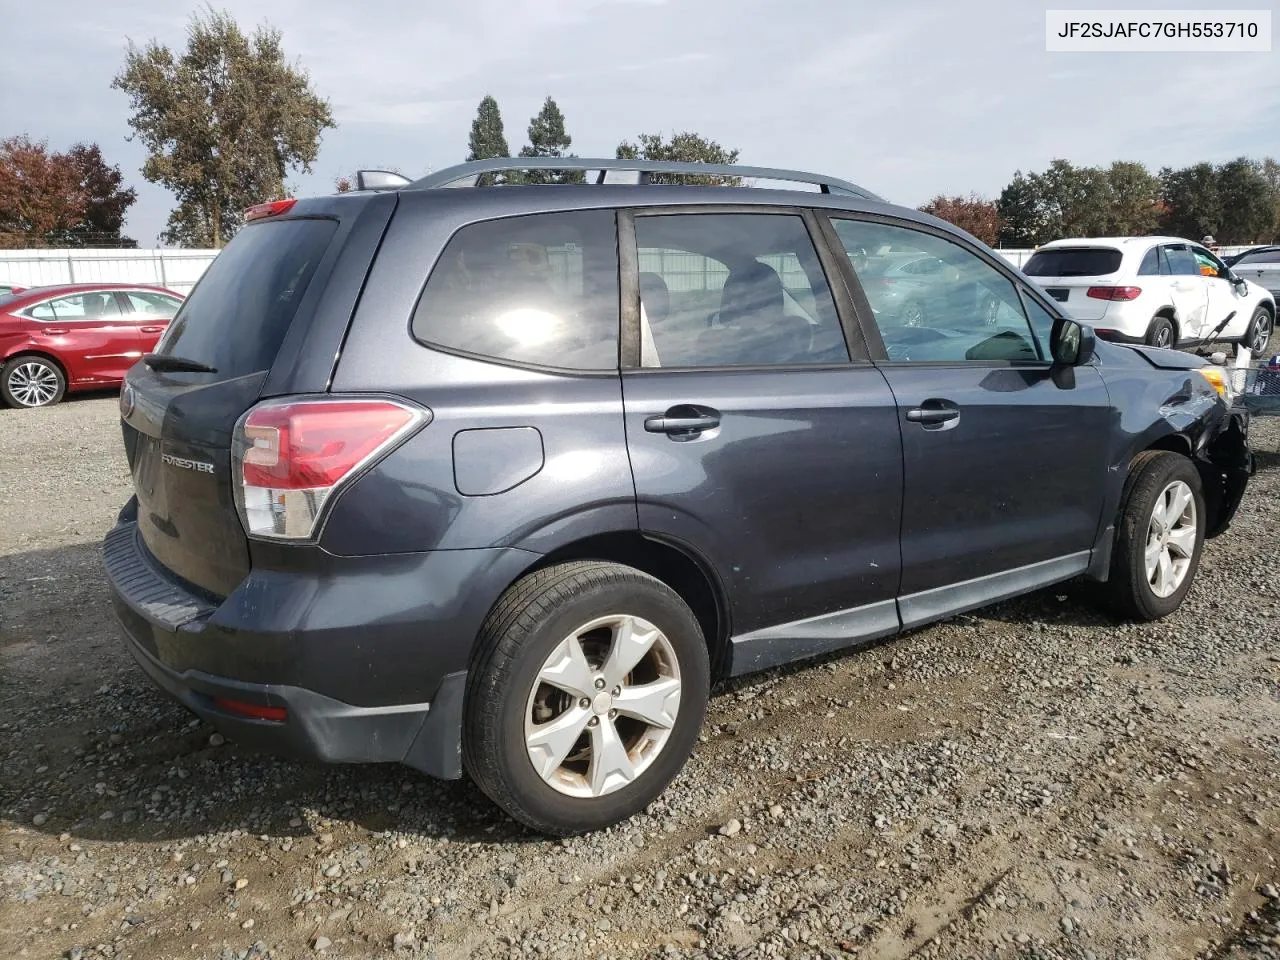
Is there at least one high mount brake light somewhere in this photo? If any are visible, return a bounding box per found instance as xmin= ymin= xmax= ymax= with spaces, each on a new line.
xmin=244 ymin=198 xmax=298 ymax=221
xmin=232 ymin=397 xmax=429 ymax=541
xmin=1086 ymin=285 xmax=1142 ymax=301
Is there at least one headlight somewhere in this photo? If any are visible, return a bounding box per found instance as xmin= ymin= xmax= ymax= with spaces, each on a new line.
xmin=1196 ymin=368 xmax=1233 ymax=403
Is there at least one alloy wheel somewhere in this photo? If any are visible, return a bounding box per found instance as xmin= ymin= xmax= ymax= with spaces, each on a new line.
xmin=1144 ymin=480 xmax=1197 ymax=599
xmin=524 ymin=614 xmax=681 ymax=799
xmin=1250 ymin=313 xmax=1273 ymax=354
xmin=7 ymin=361 xmax=60 ymax=407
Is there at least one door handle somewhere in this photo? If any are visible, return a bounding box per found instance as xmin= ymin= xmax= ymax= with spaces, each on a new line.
xmin=140 ymin=325 xmax=164 ymax=334
xmin=44 ymin=327 xmax=68 ymax=335
xmin=644 ymin=405 xmax=721 ymax=438
xmin=905 ymin=400 xmax=960 ymax=429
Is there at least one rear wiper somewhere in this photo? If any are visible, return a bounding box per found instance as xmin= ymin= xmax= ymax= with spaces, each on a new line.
xmin=143 ymin=354 xmax=217 ymax=373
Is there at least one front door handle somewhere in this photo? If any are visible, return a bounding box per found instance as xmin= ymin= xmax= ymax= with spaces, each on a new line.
xmin=139 ymin=325 xmax=164 ymax=334
xmin=644 ymin=405 xmax=721 ymax=439
xmin=905 ymin=400 xmax=960 ymax=430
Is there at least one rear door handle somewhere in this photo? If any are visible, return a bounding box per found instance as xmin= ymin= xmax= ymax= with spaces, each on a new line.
xmin=905 ymin=400 xmax=960 ymax=429
xmin=139 ymin=325 xmax=164 ymax=334
xmin=644 ymin=405 xmax=721 ymax=439
xmin=44 ymin=327 xmax=68 ymax=335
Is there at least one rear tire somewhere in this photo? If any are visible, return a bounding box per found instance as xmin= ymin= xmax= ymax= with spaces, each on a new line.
xmin=2 ymin=355 xmax=66 ymax=408
xmin=1146 ymin=316 xmax=1175 ymax=349
xmin=1106 ymin=451 xmax=1205 ymax=621
xmin=463 ymin=561 xmax=710 ymax=835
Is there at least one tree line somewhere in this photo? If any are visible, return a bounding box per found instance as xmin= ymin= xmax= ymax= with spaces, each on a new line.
xmin=922 ymin=157 xmax=1280 ymax=248
xmin=4 ymin=6 xmax=1279 ymax=251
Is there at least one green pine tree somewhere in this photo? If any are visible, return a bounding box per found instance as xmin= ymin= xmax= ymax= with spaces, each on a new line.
xmin=518 ymin=97 xmax=581 ymax=183
xmin=467 ymin=95 xmax=510 ymax=162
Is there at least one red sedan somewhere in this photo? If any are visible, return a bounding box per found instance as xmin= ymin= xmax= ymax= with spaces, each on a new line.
xmin=0 ymin=283 xmax=184 ymax=408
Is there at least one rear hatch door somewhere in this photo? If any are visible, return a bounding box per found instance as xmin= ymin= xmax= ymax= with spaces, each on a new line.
xmin=120 ymin=196 xmax=392 ymax=597
xmin=1022 ymin=246 xmax=1124 ymax=322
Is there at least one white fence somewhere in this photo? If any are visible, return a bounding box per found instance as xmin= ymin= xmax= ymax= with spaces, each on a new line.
xmin=0 ymin=249 xmax=220 ymax=295
xmin=0 ymin=243 xmax=1264 ymax=296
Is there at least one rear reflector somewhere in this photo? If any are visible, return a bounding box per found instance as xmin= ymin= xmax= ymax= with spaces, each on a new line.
xmin=1086 ymin=285 xmax=1142 ymax=301
xmin=244 ymin=198 xmax=298 ymax=221
xmin=212 ymin=697 xmax=288 ymax=723
xmin=232 ymin=396 xmax=429 ymax=541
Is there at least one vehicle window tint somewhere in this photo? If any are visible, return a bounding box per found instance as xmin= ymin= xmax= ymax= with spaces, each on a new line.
xmin=413 ymin=211 xmax=618 ymax=371
xmin=125 ymin=291 xmax=182 ymax=316
xmin=29 ymin=292 xmax=122 ymax=321
xmin=1164 ymin=245 xmax=1201 ymax=277
xmin=633 ymin=214 xmax=848 ymax=368
xmin=831 ymin=218 xmax=1042 ymax=363
xmin=1138 ymin=248 xmax=1161 ymax=275
xmin=156 ymin=218 xmax=338 ymax=377
xmin=1022 ymin=247 xmax=1122 ymax=277
xmin=1235 ymin=248 xmax=1280 ymax=265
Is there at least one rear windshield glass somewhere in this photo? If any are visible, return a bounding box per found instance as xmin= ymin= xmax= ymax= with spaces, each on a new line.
xmin=1022 ymin=247 xmax=1123 ymax=278
xmin=154 ymin=218 xmax=337 ymax=377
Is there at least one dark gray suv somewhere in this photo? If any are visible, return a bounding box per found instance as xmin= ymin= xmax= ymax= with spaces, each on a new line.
xmin=104 ymin=159 xmax=1253 ymax=834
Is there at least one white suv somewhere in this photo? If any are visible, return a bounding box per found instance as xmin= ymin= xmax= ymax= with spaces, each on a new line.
xmin=1022 ymin=237 xmax=1275 ymax=354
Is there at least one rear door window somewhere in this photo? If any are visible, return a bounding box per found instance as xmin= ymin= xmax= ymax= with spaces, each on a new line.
xmin=1022 ymin=247 xmax=1123 ymax=277
xmin=28 ymin=292 xmax=122 ymax=321
xmin=124 ymin=291 xmax=183 ymax=317
xmin=412 ymin=211 xmax=619 ymax=371
xmin=154 ymin=218 xmax=338 ymax=377
xmin=633 ymin=213 xmax=848 ymax=368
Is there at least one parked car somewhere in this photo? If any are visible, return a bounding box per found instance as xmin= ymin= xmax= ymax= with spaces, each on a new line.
xmin=103 ymin=160 xmax=1253 ymax=835
xmin=1224 ymin=245 xmax=1280 ymax=302
xmin=1022 ymin=237 xmax=1275 ymax=354
xmin=0 ymin=282 xmax=26 ymax=296
xmin=0 ymin=283 xmax=183 ymax=408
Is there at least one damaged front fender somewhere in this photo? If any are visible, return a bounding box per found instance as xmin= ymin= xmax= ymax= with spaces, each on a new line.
xmin=1198 ymin=408 xmax=1253 ymax=539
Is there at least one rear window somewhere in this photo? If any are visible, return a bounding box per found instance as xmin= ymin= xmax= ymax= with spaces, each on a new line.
xmin=411 ymin=211 xmax=619 ymax=371
xmin=154 ymin=218 xmax=337 ymax=377
xmin=1022 ymin=247 xmax=1123 ymax=278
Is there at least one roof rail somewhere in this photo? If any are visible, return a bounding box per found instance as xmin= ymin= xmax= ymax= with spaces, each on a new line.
xmin=408 ymin=158 xmax=882 ymax=200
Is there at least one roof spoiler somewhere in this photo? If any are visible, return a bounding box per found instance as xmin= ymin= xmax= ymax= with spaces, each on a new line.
xmin=408 ymin=158 xmax=882 ymax=200
xmin=355 ymin=170 xmax=413 ymax=192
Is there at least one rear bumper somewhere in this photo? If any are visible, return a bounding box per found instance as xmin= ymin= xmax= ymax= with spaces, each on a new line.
xmin=103 ymin=516 xmax=538 ymax=778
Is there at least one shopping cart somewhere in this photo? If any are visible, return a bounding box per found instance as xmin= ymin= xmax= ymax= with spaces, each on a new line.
xmin=1226 ymin=352 xmax=1280 ymax=417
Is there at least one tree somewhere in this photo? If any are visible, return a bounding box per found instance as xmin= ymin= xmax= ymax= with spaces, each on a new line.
xmin=1159 ymin=163 xmax=1220 ymax=241
xmin=1215 ymin=157 xmax=1273 ymax=244
xmin=1104 ymin=161 xmax=1160 ymax=236
xmin=615 ymin=131 xmax=740 ymax=185
xmin=113 ymin=8 xmax=335 ymax=247
xmin=467 ymin=95 xmax=510 ymax=161
xmin=919 ymin=194 xmax=1000 ymax=246
xmin=517 ymin=96 xmax=581 ymax=183
xmin=63 ymin=144 xmax=137 ymax=246
xmin=0 ymin=136 xmax=136 ymax=247
xmin=996 ymin=171 xmax=1046 ymax=246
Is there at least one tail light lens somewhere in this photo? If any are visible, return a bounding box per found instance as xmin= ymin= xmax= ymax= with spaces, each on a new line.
xmin=232 ymin=397 xmax=430 ymax=541
xmin=1086 ymin=286 xmax=1142 ymax=301
xmin=244 ymin=198 xmax=297 ymax=221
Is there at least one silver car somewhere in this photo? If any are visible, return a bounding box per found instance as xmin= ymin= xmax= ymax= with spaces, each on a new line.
xmin=1227 ymin=245 xmax=1280 ymax=300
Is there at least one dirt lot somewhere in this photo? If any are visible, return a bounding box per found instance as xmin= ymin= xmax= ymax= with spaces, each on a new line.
xmin=1 ymin=395 xmax=1279 ymax=960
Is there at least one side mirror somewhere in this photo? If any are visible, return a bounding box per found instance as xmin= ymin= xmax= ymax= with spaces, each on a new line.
xmin=1051 ymin=318 xmax=1096 ymax=366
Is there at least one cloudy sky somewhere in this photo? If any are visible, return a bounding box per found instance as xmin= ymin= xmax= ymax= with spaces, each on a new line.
xmin=3 ymin=0 xmax=1277 ymax=245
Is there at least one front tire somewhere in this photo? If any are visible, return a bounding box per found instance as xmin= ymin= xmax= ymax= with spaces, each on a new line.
xmin=1146 ymin=316 xmax=1175 ymax=349
xmin=463 ymin=561 xmax=710 ymax=835
xmin=1242 ymin=307 xmax=1273 ymax=355
xmin=1106 ymin=451 xmax=1205 ymax=621
xmin=2 ymin=355 xmax=66 ymax=408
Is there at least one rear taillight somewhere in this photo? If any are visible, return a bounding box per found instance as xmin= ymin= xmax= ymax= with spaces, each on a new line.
xmin=1086 ymin=286 xmax=1142 ymax=301
xmin=232 ymin=397 xmax=429 ymax=541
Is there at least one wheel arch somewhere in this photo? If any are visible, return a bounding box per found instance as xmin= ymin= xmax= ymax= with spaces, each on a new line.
xmin=525 ymin=531 xmax=731 ymax=679
xmin=2 ymin=349 xmax=69 ymax=381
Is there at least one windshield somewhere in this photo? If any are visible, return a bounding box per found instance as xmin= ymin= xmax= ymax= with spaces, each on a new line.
xmin=1023 ymin=247 xmax=1123 ymax=277
xmin=155 ymin=218 xmax=337 ymax=378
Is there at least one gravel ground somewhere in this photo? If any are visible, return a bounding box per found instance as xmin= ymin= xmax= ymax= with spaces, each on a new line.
xmin=1 ymin=394 xmax=1278 ymax=960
